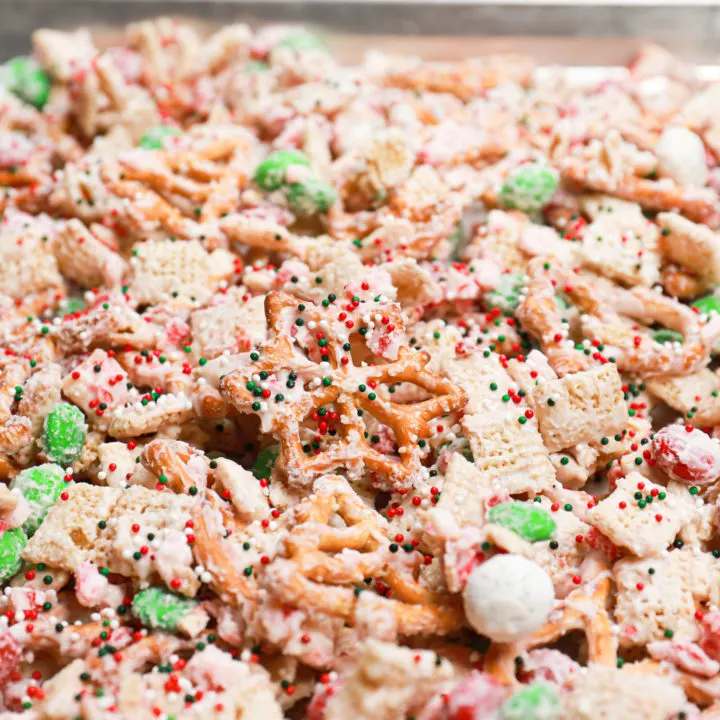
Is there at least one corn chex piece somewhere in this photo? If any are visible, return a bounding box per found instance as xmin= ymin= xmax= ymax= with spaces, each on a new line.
xmin=588 ymin=472 xmax=693 ymax=557
xmin=0 ymin=216 xmax=64 ymax=299
xmin=54 ymin=302 xmax=156 ymax=355
xmin=62 ymin=349 xmax=132 ymax=431
xmin=580 ymin=211 xmax=660 ymax=288
xmin=212 ymin=458 xmax=269 ymax=523
xmin=17 ymin=364 xmax=63 ymax=437
xmin=506 ymin=350 xmax=557 ymax=404
xmin=465 ymin=210 xmax=530 ymax=273
xmin=462 ymin=413 xmax=555 ymax=497
xmin=531 ymin=363 xmax=628 ymax=453
xmin=443 ymin=352 xmax=555 ymax=496
xmin=54 ymin=219 xmax=127 ymax=289
xmin=435 ymin=453 xmax=495 ymax=527
xmin=614 ymin=549 xmax=719 ymax=647
xmin=657 ymin=211 xmax=720 ymax=284
xmin=581 ymin=195 xmax=651 ymax=233
xmin=323 ymin=640 xmax=454 ymax=720
xmin=669 ymin=481 xmax=717 ymax=547
xmin=90 ymin=485 xmax=199 ymax=596
xmin=645 ymin=369 xmax=720 ymax=426
xmin=532 ymin=496 xmax=593 ymax=599
xmin=190 ymin=291 xmax=266 ymax=360
xmin=580 ymin=195 xmax=662 ymax=288
xmin=563 ymin=664 xmax=687 ymax=719
xmin=22 ymin=484 xmax=121 ymax=572
xmin=108 ymin=392 xmax=194 ymax=439
xmin=126 ymin=239 xmax=235 ymax=306
xmin=94 ymin=441 xmax=149 ymax=488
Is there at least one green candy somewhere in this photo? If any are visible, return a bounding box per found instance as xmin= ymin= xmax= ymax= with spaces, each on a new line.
xmin=501 ymin=683 xmax=561 ymax=720
xmin=486 ymin=501 xmax=556 ymax=542
xmin=55 ymin=296 xmax=86 ymax=317
xmin=245 ymin=60 xmax=270 ymax=73
xmin=138 ymin=125 xmax=182 ymax=150
xmin=3 ymin=57 xmax=51 ymax=109
xmin=652 ymin=329 xmax=683 ymax=345
xmin=499 ymin=162 xmax=558 ymax=213
xmin=132 ymin=586 xmax=199 ymax=632
xmin=254 ymin=150 xmax=311 ymax=191
xmin=275 ymin=31 xmax=327 ymax=53
xmin=284 ymin=178 xmax=337 ymax=215
xmin=484 ymin=273 xmax=527 ymax=316
xmin=42 ymin=404 xmax=87 ymax=466
xmin=252 ymin=444 xmax=279 ymax=480
xmin=10 ymin=464 xmax=65 ymax=537
xmin=0 ymin=529 xmax=26 ymax=582
xmin=692 ymin=294 xmax=720 ymax=317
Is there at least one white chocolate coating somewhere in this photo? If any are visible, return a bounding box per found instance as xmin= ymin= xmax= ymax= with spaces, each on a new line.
xmin=462 ymin=554 xmax=555 ymax=642
xmin=656 ymin=126 xmax=708 ymax=188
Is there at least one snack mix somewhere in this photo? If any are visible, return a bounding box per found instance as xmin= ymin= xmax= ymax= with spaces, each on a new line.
xmin=1 ymin=19 xmax=720 ymax=720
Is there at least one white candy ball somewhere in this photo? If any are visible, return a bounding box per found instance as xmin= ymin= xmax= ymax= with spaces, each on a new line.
xmin=655 ymin=126 xmax=708 ymax=188
xmin=462 ymin=554 xmax=554 ymax=642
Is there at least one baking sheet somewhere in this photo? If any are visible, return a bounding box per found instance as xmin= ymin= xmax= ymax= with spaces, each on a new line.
xmin=2 ymin=1 xmax=720 ymax=65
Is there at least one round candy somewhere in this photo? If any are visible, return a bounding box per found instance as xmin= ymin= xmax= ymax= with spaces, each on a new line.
xmin=252 ymin=444 xmax=279 ymax=480
xmin=284 ymin=178 xmax=337 ymax=215
xmin=132 ymin=586 xmax=199 ymax=632
xmin=254 ymin=150 xmax=311 ymax=191
xmin=10 ymin=464 xmax=66 ymax=537
xmin=484 ymin=273 xmax=527 ymax=316
xmin=486 ymin=501 xmax=556 ymax=542
xmin=692 ymin=294 xmax=720 ymax=317
xmin=0 ymin=529 xmax=26 ymax=582
xmin=138 ymin=125 xmax=182 ymax=150
xmin=501 ymin=683 xmax=561 ymax=720
xmin=499 ymin=162 xmax=558 ymax=213
xmin=3 ymin=57 xmax=51 ymax=109
xmin=652 ymin=424 xmax=720 ymax=485
xmin=652 ymin=329 xmax=683 ymax=345
xmin=42 ymin=403 xmax=88 ymax=466
xmin=443 ymin=671 xmax=507 ymax=719
xmin=275 ymin=31 xmax=327 ymax=53
xmin=462 ymin=555 xmax=554 ymax=642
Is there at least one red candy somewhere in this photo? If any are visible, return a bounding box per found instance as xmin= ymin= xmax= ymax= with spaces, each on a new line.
xmin=0 ymin=634 xmax=22 ymax=688
xmin=306 ymin=679 xmax=342 ymax=720
xmin=437 ymin=672 xmax=506 ymax=720
xmin=648 ymin=640 xmax=719 ymax=677
xmin=701 ymin=610 xmax=720 ymax=661
xmin=651 ymin=425 xmax=720 ymax=485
